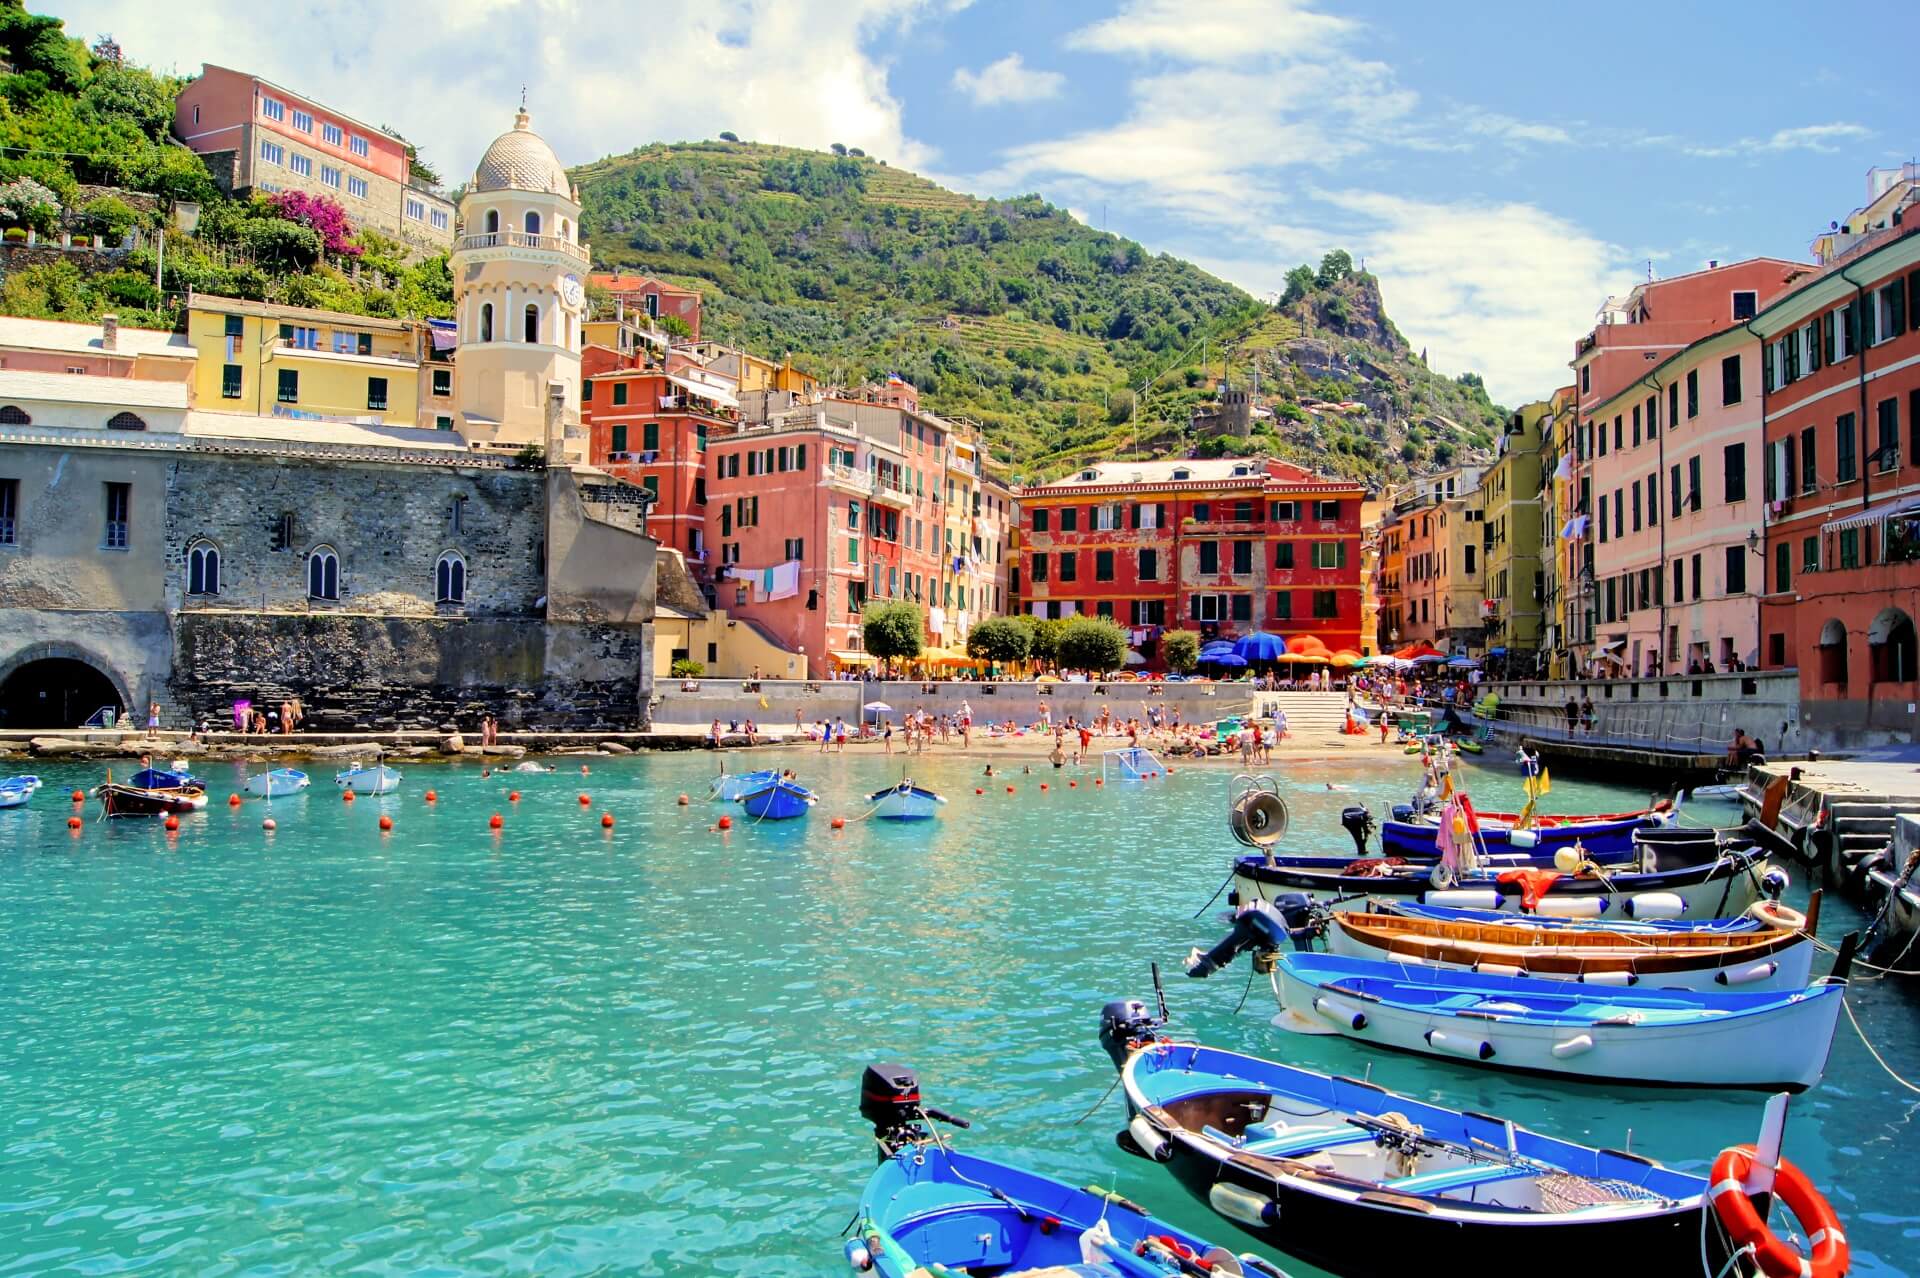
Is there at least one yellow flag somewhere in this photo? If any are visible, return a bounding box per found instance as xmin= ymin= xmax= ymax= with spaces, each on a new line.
xmin=1538 ymin=767 xmax=1552 ymax=795
xmin=759 ymin=696 xmax=770 ymax=710
xmin=1440 ymin=773 xmax=1454 ymax=799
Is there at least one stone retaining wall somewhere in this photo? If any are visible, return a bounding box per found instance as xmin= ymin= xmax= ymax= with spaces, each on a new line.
xmin=653 ymin=679 xmax=1255 ymax=727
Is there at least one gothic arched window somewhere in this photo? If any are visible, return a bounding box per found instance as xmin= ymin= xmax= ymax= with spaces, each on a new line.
xmin=480 ymin=303 xmax=494 ymax=343
xmin=524 ymin=304 xmax=539 ymax=344
xmin=525 ymin=210 xmax=541 ymax=236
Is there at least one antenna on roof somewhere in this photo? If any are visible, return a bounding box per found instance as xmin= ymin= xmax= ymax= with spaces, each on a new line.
xmin=519 ymin=85 xmax=528 ymax=111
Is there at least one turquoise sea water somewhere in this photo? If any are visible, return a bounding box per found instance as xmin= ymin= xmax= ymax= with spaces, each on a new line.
xmin=0 ymin=751 xmax=1914 ymax=1276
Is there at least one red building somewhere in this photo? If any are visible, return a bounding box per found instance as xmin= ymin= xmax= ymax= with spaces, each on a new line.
xmin=1014 ymin=458 xmax=1365 ymax=661
xmin=588 ymin=274 xmax=703 ymax=339
xmin=1754 ymin=197 xmax=1920 ymax=744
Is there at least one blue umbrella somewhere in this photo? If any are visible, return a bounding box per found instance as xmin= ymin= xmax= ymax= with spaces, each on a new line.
xmin=1200 ymin=638 xmax=1237 ymax=653
xmin=1446 ymin=655 xmax=1479 ymax=669
xmin=1206 ymin=653 xmax=1249 ymax=669
xmin=1412 ymin=653 xmax=1449 ymax=665
xmin=1233 ymin=631 xmax=1288 ymax=661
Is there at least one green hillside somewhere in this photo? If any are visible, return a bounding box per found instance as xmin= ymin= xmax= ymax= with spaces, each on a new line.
xmin=573 ymin=140 xmax=1506 ymax=483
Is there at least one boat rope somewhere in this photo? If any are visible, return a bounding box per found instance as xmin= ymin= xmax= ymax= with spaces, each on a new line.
xmin=1699 ymin=1201 xmax=1758 ymax=1278
xmin=1230 ymin=958 xmax=1257 ymax=1015
xmin=1807 ymin=930 xmax=1920 ymax=978
xmin=1841 ymin=996 xmax=1920 ymax=1096
xmin=1193 ymin=868 xmax=1235 ymax=919
xmin=1069 ymin=1072 xmax=1125 ymax=1125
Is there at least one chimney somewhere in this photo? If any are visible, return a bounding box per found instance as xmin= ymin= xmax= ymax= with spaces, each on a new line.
xmin=1707 ymin=259 xmax=1718 ymax=269
xmin=101 ymin=314 xmax=119 ymax=352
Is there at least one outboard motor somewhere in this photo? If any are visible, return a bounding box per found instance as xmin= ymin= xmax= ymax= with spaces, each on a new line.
xmin=1341 ymin=805 xmax=1376 ymax=856
xmin=861 ymin=1062 xmax=968 ymax=1161
xmin=1389 ymin=803 xmax=1415 ymax=823
xmin=1099 ymin=998 xmax=1165 ymax=1071
xmin=1187 ymin=896 xmax=1319 ymax=978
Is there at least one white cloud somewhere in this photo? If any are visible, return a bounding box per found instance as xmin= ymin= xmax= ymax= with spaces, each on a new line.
xmin=952 ymin=53 xmax=1064 ymax=105
xmin=1067 ymin=0 xmax=1357 ymax=63
xmin=1679 ymin=121 xmax=1871 ymax=158
xmin=1461 ymin=110 xmax=1573 ymax=146
xmin=43 ymin=0 xmax=944 ymax=183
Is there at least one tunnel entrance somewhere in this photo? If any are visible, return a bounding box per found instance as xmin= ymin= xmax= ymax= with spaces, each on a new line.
xmin=0 ymin=657 xmax=125 ymax=729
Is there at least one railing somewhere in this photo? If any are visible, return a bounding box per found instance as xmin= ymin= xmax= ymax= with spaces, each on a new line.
xmin=823 ymin=464 xmax=875 ymax=494
xmin=456 ymin=231 xmax=588 ymax=262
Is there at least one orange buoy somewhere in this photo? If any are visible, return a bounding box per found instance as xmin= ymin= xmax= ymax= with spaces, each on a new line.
xmin=601 ymin=811 xmax=615 ymax=828
xmin=975 ymin=788 xmax=984 ymax=795
xmin=228 ymin=793 xmax=242 ymax=807
xmin=1095 ymin=778 xmax=1104 ymax=786
xmin=578 ymin=793 xmax=591 ymax=806
xmin=379 ymin=814 xmax=393 ymax=831
xmin=1040 ymin=783 xmax=1048 ymax=792
xmin=1165 ymin=766 xmax=1175 ymax=774
xmin=717 ymin=815 xmax=733 ymax=830
xmin=677 ymin=793 xmax=690 ymax=806
xmin=830 ymin=816 xmax=846 ymax=829
xmin=1069 ymin=780 xmax=1078 ymax=787
xmin=70 ymin=789 xmax=84 ymax=802
xmin=425 ymin=789 xmax=437 ymax=803
xmin=164 ymin=814 xmax=179 ymax=831
xmin=509 ymin=790 xmax=521 ymax=802
xmin=67 ymin=815 xmax=82 ymax=829
xmin=343 ymin=789 xmax=356 ymax=803
xmin=488 ymin=812 xmax=503 ymax=829
xmin=1006 ymin=785 xmax=1015 ymax=793
xmin=262 ymin=817 xmax=276 ymax=831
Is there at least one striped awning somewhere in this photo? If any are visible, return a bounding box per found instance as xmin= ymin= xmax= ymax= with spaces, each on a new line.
xmin=1825 ymin=496 xmax=1920 ymax=534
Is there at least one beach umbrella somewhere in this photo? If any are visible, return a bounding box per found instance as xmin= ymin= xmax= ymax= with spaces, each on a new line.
xmin=1233 ymin=631 xmax=1288 ymax=661
xmin=862 ymin=700 xmax=893 ymax=721
xmin=1200 ymin=640 xmax=1238 ymax=657
xmin=1208 ymin=653 xmax=1249 ymax=668
xmin=1331 ymin=650 xmax=1365 ymax=668
xmin=1124 ymin=649 xmax=1148 ymax=666
xmin=1411 ymin=653 xmax=1449 ymax=665
xmin=1446 ymin=655 xmax=1479 ymax=669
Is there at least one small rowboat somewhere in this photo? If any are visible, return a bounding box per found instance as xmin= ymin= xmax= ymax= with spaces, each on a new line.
xmin=854 ymin=1063 xmax=1292 ymax=1278
xmin=1271 ymin=948 xmax=1852 ymax=1091
xmin=1381 ymin=811 xmax=1660 ymax=861
xmin=866 ymin=779 xmax=946 ymax=821
xmin=709 ymin=766 xmax=779 ymax=802
xmin=129 ymin=766 xmax=197 ymax=790
xmin=0 ymin=775 xmax=42 ymax=809
xmin=1323 ymin=893 xmax=1820 ymax=991
xmin=1378 ymin=898 xmax=1772 ymax=934
xmin=335 ymin=763 xmax=401 ymax=795
xmin=244 ymin=768 xmax=310 ymax=798
xmin=1102 ymin=1000 xmax=1840 ymax=1278
xmin=739 ymin=777 xmax=814 ymax=821
xmin=94 ymin=780 xmax=207 ymax=817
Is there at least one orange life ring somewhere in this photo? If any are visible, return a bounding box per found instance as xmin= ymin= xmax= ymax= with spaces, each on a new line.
xmin=1709 ymin=1144 xmax=1848 ymax=1278
xmin=1747 ymin=899 xmax=1808 ymax=932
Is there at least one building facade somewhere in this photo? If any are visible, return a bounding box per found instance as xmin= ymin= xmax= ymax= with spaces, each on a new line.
xmin=1015 ymin=458 xmax=1364 ymax=660
xmin=1483 ymin=404 xmax=1545 ymax=662
xmin=183 ymin=294 xmax=423 ymax=427
xmin=173 ymin=65 xmax=454 ymax=256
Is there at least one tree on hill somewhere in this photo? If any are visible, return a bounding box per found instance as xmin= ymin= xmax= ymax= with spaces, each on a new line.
xmin=1316 ymin=249 xmax=1354 ymax=287
xmin=1057 ymin=616 xmax=1128 ymax=675
xmin=862 ymin=601 xmax=924 ymax=675
xmin=965 ymin=616 xmax=1030 ymax=666
xmin=1280 ymin=264 xmax=1316 ymax=306
xmin=1161 ymin=629 xmax=1200 ymax=675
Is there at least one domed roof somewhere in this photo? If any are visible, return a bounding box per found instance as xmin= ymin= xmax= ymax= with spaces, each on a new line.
xmin=471 ymin=108 xmax=571 ymax=198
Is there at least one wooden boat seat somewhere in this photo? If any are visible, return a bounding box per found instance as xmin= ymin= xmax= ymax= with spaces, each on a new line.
xmin=1385 ymin=1161 xmax=1540 ymax=1194
xmin=1208 ymin=1122 xmax=1378 ymax=1158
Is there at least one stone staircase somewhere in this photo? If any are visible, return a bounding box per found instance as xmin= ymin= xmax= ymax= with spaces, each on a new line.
xmin=1252 ymin=691 xmax=1354 ymax=738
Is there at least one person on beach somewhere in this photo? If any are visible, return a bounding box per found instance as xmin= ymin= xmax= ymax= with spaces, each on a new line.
xmin=883 ymin=721 xmax=894 ymax=754
xmin=146 ymin=701 xmax=160 ymax=734
xmin=710 ymin=719 xmax=724 ymax=748
xmin=1580 ymin=695 xmax=1595 ymax=733
xmin=281 ymin=700 xmax=295 ymax=736
xmin=1049 ymin=740 xmax=1065 ymax=769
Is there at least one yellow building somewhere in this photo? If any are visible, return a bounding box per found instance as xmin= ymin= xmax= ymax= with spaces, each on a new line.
xmin=184 ymin=293 xmax=423 ymax=426
xmin=1538 ymin=384 xmax=1580 ymax=675
xmin=1482 ymin=401 xmax=1546 ymax=660
xmin=1358 ymin=497 xmax=1387 ymax=654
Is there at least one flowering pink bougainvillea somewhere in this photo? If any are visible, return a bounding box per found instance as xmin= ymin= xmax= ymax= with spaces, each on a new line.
xmin=264 ymin=191 xmax=362 ymax=257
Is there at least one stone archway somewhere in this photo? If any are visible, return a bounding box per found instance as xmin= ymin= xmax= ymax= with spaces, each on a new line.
xmin=1816 ymin=618 xmax=1849 ymax=688
xmin=0 ymin=643 xmax=134 ymax=729
xmin=1869 ymin=607 xmax=1917 ymax=683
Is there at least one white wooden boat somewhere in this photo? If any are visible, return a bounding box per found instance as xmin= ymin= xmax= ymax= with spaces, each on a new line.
xmin=0 ymin=775 xmax=41 ymax=809
xmin=1270 ymin=949 xmax=1852 ymax=1091
xmin=245 ymin=768 xmax=310 ymax=798
xmin=867 ymin=779 xmax=946 ymax=821
xmin=334 ymin=763 xmax=401 ymax=795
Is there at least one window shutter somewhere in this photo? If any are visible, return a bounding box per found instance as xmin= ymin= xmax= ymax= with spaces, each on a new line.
xmin=1823 ymin=311 xmax=1836 ymax=364
xmin=1762 ymin=343 xmax=1773 ymax=389
xmin=1891 ymin=284 xmax=1907 ymax=338
xmin=1336 ymin=540 xmax=1348 ymax=569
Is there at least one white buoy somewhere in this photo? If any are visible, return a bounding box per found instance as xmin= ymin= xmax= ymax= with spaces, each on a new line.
xmin=1551 ymin=1033 xmax=1596 ymax=1059
xmin=1425 ymin=1029 xmax=1494 ymax=1060
xmin=1312 ymin=995 xmax=1370 ymax=1031
xmin=1127 ymin=1114 xmax=1170 ymax=1161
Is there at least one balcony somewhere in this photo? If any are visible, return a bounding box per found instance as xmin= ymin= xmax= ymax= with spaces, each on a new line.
xmin=455 ymin=231 xmax=588 ymax=264
xmin=873 ymin=479 xmax=914 ymax=509
xmin=823 ymin=463 xmax=875 ymax=497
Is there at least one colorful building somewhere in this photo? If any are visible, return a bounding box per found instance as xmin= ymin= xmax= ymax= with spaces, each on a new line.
xmin=1014 ymin=458 xmax=1364 ymax=660
xmin=588 ymin=274 xmax=703 ymax=339
xmin=1537 ymin=385 xmax=1580 ymax=673
xmin=1483 ymin=404 xmax=1545 ymax=661
xmin=1373 ymin=504 xmax=1407 ymax=650
xmin=581 ymin=350 xmax=735 ymax=567
xmin=173 ymin=65 xmax=453 ymax=256
xmin=182 ymin=294 xmax=423 ymax=427
xmin=1754 ymin=177 xmax=1920 ymax=743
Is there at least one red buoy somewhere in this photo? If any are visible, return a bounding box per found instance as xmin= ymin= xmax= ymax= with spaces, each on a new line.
xmin=1095 ymin=778 xmax=1104 ymax=786
xmin=717 ymin=815 xmax=733 ymax=830
xmin=262 ymin=817 xmax=276 ymax=831
xmin=677 ymin=793 xmax=690 ymax=806
xmin=70 ymin=789 xmax=83 ymax=802
xmin=379 ymin=814 xmax=393 ymax=831
xmin=228 ymin=793 xmax=241 ymax=807
xmin=509 ymin=790 xmax=521 ymax=803
xmin=425 ymin=789 xmax=437 ymax=803
xmin=1040 ymin=783 xmax=1049 ymax=792
xmin=67 ymin=815 xmax=82 ymax=829
xmin=164 ymin=814 xmax=179 ymax=831
xmin=1006 ymin=785 xmax=1015 ymax=793
xmin=975 ymin=788 xmax=984 ymax=795
xmin=1069 ymin=780 xmax=1078 ymax=788
xmin=488 ymin=813 xmax=503 ymax=829
xmin=343 ymin=789 xmax=356 ymax=803
xmin=830 ymin=816 xmax=846 ymax=829
xmin=601 ymin=811 xmax=615 ymax=828
xmin=578 ymin=793 xmax=591 ymax=806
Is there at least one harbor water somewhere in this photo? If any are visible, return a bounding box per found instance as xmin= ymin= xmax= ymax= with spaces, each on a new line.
xmin=1 ymin=752 xmax=1914 ymax=1276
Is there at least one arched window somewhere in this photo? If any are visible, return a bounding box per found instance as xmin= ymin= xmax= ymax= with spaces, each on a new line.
xmin=525 ymin=210 xmax=541 ymax=236
xmin=523 ymin=303 xmax=539 ymax=344
xmin=187 ymin=540 xmax=220 ymax=595
xmin=484 ymin=208 xmax=499 ymax=235
xmin=106 ymin=412 xmax=146 ymax=431
xmin=307 ymin=546 xmax=339 ymax=601
xmin=1817 ymin=617 xmax=1848 ymax=686
xmin=480 ymin=302 xmax=494 ymax=343
xmin=436 ymin=552 xmax=466 ymax=604
xmin=1870 ymin=608 xmax=1916 ymax=683
xmin=0 ymin=405 xmax=30 ymax=425
xmin=560 ymin=218 xmax=570 ymax=241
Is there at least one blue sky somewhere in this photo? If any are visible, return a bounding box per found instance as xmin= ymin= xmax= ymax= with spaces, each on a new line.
xmin=52 ymin=0 xmax=1914 ymax=403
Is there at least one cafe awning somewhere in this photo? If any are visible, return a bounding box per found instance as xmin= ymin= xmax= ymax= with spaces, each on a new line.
xmin=828 ymin=649 xmax=874 ymax=665
xmin=667 ymin=373 xmax=740 ymax=409
xmin=1824 ymin=496 xmax=1920 ymax=534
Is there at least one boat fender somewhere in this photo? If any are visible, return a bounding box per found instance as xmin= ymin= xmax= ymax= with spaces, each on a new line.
xmin=1747 ymin=899 xmax=1807 ymax=931
xmin=1709 ymin=1145 xmax=1848 ymax=1278
xmin=1577 ymin=970 xmax=1637 ymax=986
xmin=1128 ymin=1113 xmax=1172 ymax=1162
xmin=1623 ymin=892 xmax=1686 ymax=920
xmin=1424 ymin=1029 xmax=1495 ymax=1060
xmin=1535 ymin=896 xmax=1606 ymax=918
xmin=842 ymin=1239 xmax=873 ymax=1272
xmin=1551 ymin=1033 xmax=1596 ymax=1059
xmin=1424 ymin=889 xmax=1502 ymax=910
xmin=1208 ymin=1181 xmax=1278 ymax=1228
xmin=1714 ymin=960 xmax=1779 ymax=986
xmin=1313 ymin=995 xmax=1369 ymax=1031
xmin=1475 ymin=962 xmax=1526 ymax=979
xmin=1508 ymin=828 xmax=1539 ymax=849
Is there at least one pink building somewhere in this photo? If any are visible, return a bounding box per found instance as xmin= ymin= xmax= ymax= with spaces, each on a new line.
xmin=173 ymin=65 xmax=454 ymax=255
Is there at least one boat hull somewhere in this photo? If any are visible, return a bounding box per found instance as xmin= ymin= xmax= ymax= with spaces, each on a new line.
xmin=94 ymin=784 xmax=206 ymax=817
xmin=245 ymin=770 xmax=310 ymax=798
xmin=867 ymin=784 xmax=945 ymax=820
xmin=1382 ymin=813 xmax=1652 ymax=860
xmin=0 ymin=789 xmax=30 ymax=809
xmin=335 ymin=767 xmax=400 ymax=795
xmin=740 ymin=780 xmax=814 ymax=820
xmin=709 ymin=769 xmax=779 ymax=802
xmin=1273 ymin=956 xmax=1841 ymax=1090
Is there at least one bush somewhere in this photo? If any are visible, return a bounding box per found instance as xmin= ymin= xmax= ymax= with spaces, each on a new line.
xmin=264 ymin=190 xmax=360 ymax=257
xmin=0 ymin=176 xmax=60 ymax=232
xmin=74 ymin=194 xmax=136 ymax=241
xmin=670 ymin=658 xmax=705 ymax=677
xmin=1161 ymin=629 xmax=1200 ymax=674
xmin=965 ymin=615 xmax=1030 ymax=665
xmin=862 ymin=600 xmax=924 ymax=673
xmin=1056 ymin=616 xmax=1128 ymax=674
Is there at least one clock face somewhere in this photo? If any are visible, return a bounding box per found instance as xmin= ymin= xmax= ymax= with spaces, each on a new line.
xmin=559 ymin=274 xmax=584 ymax=311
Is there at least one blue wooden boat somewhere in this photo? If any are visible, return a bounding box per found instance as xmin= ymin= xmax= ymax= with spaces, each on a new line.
xmin=1269 ymin=948 xmax=1851 ymax=1091
xmin=739 ymin=777 xmax=814 ymax=820
xmin=854 ymin=1063 xmax=1291 ymax=1277
xmin=244 ymin=768 xmax=310 ymax=798
xmin=129 ymin=766 xmax=195 ymax=790
xmin=866 ymin=779 xmax=946 ymax=820
xmin=708 ymin=767 xmax=779 ymax=802
xmin=1100 ymin=998 xmax=1816 ymax=1278
xmin=0 ymin=774 xmax=42 ymax=809
xmin=1381 ymin=811 xmax=1655 ymax=860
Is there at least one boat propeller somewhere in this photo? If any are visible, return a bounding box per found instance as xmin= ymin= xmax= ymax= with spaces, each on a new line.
xmin=861 ymin=1063 xmax=970 ymax=1161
